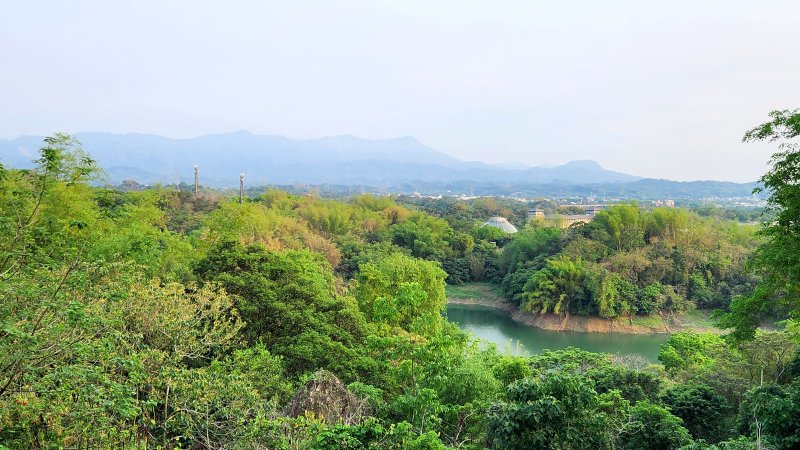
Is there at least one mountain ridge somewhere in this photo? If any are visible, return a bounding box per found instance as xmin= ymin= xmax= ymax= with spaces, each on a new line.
xmin=0 ymin=132 xmax=757 ymax=200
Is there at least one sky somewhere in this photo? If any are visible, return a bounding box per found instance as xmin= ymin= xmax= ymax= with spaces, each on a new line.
xmin=2 ymin=0 xmax=799 ymax=182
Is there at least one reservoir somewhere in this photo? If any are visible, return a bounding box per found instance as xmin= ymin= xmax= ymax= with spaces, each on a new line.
xmin=446 ymin=303 xmax=668 ymax=362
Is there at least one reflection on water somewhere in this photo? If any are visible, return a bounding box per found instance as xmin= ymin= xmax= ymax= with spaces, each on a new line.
xmin=445 ymin=303 xmax=667 ymax=362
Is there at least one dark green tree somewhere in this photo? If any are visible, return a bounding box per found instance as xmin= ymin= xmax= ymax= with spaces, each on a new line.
xmin=487 ymin=373 xmax=615 ymax=449
xmin=662 ymin=383 xmax=730 ymax=442
xmin=719 ymin=109 xmax=800 ymax=339
xmin=737 ymin=379 xmax=800 ymax=450
xmin=194 ymin=242 xmax=369 ymax=378
xmin=589 ymin=365 xmax=661 ymax=403
xmin=619 ymin=401 xmax=693 ymax=450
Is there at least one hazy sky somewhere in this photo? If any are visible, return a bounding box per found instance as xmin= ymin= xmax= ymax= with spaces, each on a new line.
xmin=2 ymin=1 xmax=799 ymax=181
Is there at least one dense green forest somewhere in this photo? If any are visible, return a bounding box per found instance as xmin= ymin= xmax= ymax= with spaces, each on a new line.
xmin=396 ymin=196 xmax=761 ymax=320
xmin=2 ymin=109 xmax=800 ymax=449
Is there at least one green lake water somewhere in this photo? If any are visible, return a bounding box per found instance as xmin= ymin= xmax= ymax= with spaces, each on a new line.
xmin=445 ymin=303 xmax=668 ymax=362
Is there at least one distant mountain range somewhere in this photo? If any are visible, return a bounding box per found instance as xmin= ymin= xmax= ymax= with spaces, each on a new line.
xmin=0 ymin=132 xmax=761 ymax=199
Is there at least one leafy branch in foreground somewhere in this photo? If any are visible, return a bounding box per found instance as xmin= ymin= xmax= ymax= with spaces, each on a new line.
xmin=719 ymin=109 xmax=800 ymax=340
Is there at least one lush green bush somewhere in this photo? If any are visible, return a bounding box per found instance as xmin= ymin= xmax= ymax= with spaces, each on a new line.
xmin=737 ymin=380 xmax=800 ymax=449
xmin=488 ymin=373 xmax=617 ymax=449
xmin=662 ymin=383 xmax=730 ymax=442
xmin=618 ymin=401 xmax=693 ymax=450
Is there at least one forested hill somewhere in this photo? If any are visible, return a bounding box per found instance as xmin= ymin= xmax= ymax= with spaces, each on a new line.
xmin=388 ymin=178 xmax=762 ymax=199
xmin=395 ymin=196 xmax=762 ymax=319
xmin=1 ymin=134 xmax=798 ymax=449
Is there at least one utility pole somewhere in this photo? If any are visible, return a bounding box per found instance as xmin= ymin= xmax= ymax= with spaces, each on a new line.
xmin=239 ymin=172 xmax=245 ymax=204
xmin=194 ymin=164 xmax=199 ymax=195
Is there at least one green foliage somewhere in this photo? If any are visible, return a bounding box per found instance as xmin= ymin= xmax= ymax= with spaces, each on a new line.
xmin=473 ymin=223 xmax=510 ymax=244
xmin=679 ymin=436 xmax=760 ymax=450
xmin=529 ymin=347 xmax=611 ymax=373
xmin=736 ymin=330 xmax=799 ymax=385
xmin=435 ymin=355 xmax=501 ymax=406
xmin=588 ymin=263 xmax=644 ymax=317
xmin=659 ymin=332 xmax=725 ymax=374
xmin=498 ymin=226 xmax=563 ymax=275
xmin=194 ymin=241 xmax=368 ymax=378
xmin=490 ymin=201 xmax=756 ymax=318
xmin=200 ymin=201 xmax=342 ymax=267
xmin=335 ymin=236 xmax=402 ymax=280
xmin=742 ymin=108 xmax=800 ymax=142
xmin=0 ymin=268 xmax=251 ymax=448
xmin=279 ymin=417 xmax=448 ymax=450
xmin=672 ymin=328 xmax=799 ymax=415
xmin=372 ymin=282 xmax=444 ymax=336
xmin=588 ymin=365 xmax=661 ymax=403
xmin=645 ymin=207 xmax=691 ymax=244
xmin=488 ymin=372 xmax=616 ymax=449
xmin=0 ymin=133 xmax=788 ymax=449
xmin=718 ymin=109 xmax=800 ymax=338
xmin=391 ymin=212 xmax=460 ymax=261
xmin=441 ymin=256 xmax=471 ymax=284
xmin=737 ymin=379 xmax=800 ymax=449
xmin=500 ymin=265 xmax=537 ymax=301
xmin=707 ymin=111 xmax=798 ymax=337
xmin=491 ymin=356 xmax=532 ymax=386
xmin=639 ymin=282 xmax=668 ymax=314
xmin=227 ymin=344 xmax=293 ymax=403
xmin=662 ymin=383 xmax=730 ymax=442
xmin=592 ymin=203 xmax=645 ymax=251
xmin=355 ymin=252 xmax=447 ymax=336
xmin=521 ymin=256 xmax=592 ymax=315
xmin=619 ymin=401 xmax=693 ymax=450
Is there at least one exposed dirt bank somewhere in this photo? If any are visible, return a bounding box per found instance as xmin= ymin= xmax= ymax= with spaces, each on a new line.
xmin=447 ymin=297 xmax=720 ymax=335
xmin=446 ymin=297 xmax=516 ymax=312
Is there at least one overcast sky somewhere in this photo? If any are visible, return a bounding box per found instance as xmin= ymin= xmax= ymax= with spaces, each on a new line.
xmin=2 ymin=1 xmax=799 ymax=181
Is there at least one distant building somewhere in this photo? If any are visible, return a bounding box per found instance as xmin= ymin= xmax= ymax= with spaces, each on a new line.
xmin=527 ymin=208 xmax=545 ymax=221
xmin=585 ymin=205 xmax=605 ymax=216
xmin=554 ymin=214 xmax=593 ymax=228
xmin=651 ymin=199 xmax=676 ymax=208
xmin=482 ymin=216 xmax=518 ymax=233
xmin=561 ymin=204 xmax=606 ymax=215
xmin=529 ymin=204 xmax=605 ymax=228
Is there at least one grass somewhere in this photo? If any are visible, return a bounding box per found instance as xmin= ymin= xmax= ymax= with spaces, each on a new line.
xmin=627 ymin=310 xmax=720 ymax=332
xmin=684 ymin=309 xmax=716 ymax=328
xmin=445 ymin=282 xmax=505 ymax=302
xmin=628 ymin=315 xmax=665 ymax=328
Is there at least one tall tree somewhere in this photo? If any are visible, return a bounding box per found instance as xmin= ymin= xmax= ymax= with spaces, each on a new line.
xmin=194 ymin=242 xmax=368 ymax=377
xmin=355 ymin=252 xmax=447 ymax=336
xmin=521 ymin=256 xmax=590 ymax=315
xmin=719 ymin=109 xmax=800 ymax=339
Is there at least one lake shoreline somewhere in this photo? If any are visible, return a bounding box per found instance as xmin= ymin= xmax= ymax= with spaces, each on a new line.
xmin=446 ymin=296 xmax=720 ymax=336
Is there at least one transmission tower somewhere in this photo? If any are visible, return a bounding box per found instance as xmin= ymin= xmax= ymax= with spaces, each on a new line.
xmin=239 ymin=172 xmax=245 ymax=204
xmin=194 ymin=164 xmax=199 ymax=195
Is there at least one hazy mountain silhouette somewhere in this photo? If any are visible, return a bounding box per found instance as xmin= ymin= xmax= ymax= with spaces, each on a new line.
xmin=0 ymin=132 xmax=643 ymax=187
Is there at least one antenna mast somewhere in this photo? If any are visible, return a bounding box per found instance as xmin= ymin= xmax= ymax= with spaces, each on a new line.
xmin=239 ymin=172 xmax=245 ymax=204
xmin=194 ymin=164 xmax=199 ymax=195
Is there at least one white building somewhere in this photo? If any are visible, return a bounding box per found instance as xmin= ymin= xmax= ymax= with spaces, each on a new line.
xmin=482 ymin=216 xmax=518 ymax=233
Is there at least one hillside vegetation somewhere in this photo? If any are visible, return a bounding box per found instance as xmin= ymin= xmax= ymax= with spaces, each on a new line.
xmin=1 ymin=133 xmax=798 ymax=449
xmin=403 ymin=197 xmax=760 ymax=322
